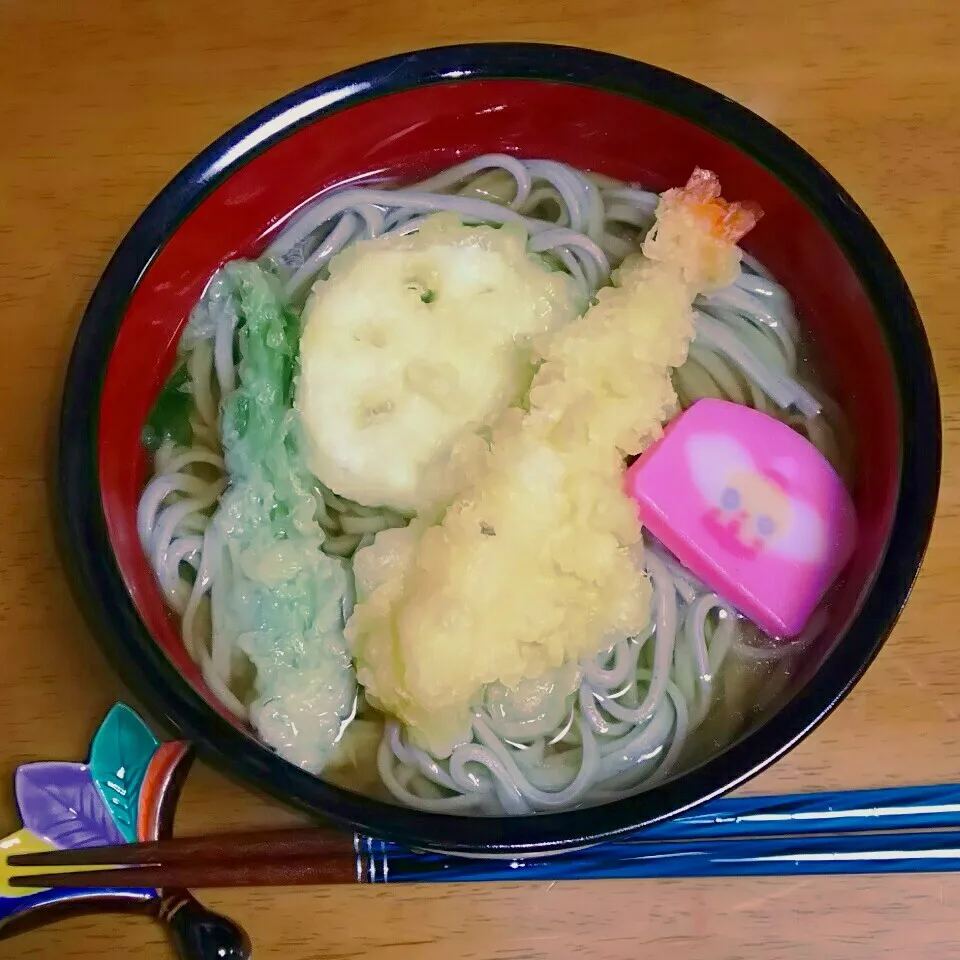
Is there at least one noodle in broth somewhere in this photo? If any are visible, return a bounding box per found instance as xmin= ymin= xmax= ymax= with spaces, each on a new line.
xmin=138 ymin=155 xmax=847 ymax=814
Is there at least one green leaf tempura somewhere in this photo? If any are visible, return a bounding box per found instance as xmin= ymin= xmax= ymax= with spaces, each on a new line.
xmin=209 ymin=261 xmax=356 ymax=772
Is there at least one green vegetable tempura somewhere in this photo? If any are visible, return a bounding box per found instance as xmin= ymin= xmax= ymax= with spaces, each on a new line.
xmin=207 ymin=262 xmax=355 ymax=771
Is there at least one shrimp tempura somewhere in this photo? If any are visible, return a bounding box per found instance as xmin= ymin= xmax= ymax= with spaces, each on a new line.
xmin=643 ymin=167 xmax=760 ymax=291
xmin=347 ymin=170 xmax=760 ymax=757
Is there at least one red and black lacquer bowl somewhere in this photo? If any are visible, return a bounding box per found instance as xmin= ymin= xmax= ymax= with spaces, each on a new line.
xmin=57 ymin=43 xmax=940 ymax=856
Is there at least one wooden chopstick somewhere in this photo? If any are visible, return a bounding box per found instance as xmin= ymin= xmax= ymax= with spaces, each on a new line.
xmin=9 ymin=853 xmax=360 ymax=890
xmin=7 ymin=826 xmax=346 ymax=869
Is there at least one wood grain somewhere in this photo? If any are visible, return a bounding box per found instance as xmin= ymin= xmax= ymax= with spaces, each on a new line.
xmin=1 ymin=0 xmax=959 ymax=956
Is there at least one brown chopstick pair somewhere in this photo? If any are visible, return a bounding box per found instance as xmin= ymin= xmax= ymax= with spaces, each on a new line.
xmin=6 ymin=826 xmax=360 ymax=890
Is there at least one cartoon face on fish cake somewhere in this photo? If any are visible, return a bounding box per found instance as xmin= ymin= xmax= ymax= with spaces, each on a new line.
xmin=686 ymin=432 xmax=828 ymax=564
xmin=625 ymin=398 xmax=856 ymax=637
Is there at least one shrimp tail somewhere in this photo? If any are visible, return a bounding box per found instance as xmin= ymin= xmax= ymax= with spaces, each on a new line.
xmin=642 ymin=168 xmax=762 ymax=292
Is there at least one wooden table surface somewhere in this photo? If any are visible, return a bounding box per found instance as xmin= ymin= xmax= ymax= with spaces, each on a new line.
xmin=2 ymin=0 xmax=958 ymax=957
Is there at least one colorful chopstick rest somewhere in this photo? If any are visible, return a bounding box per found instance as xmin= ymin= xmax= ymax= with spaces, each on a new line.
xmin=0 ymin=703 xmax=249 ymax=958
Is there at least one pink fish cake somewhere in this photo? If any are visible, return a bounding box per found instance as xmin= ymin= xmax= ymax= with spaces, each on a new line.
xmin=625 ymin=398 xmax=856 ymax=637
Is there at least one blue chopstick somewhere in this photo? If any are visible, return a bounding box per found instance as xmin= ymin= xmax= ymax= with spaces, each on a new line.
xmin=352 ymin=782 xmax=960 ymax=883
xmin=366 ymin=828 xmax=960 ymax=882
xmin=639 ymin=782 xmax=960 ymax=841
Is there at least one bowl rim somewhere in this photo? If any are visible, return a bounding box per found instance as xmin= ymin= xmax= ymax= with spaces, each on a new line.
xmin=57 ymin=42 xmax=941 ymax=855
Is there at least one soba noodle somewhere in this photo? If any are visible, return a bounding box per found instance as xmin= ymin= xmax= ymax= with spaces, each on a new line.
xmin=138 ymin=155 xmax=846 ymax=814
